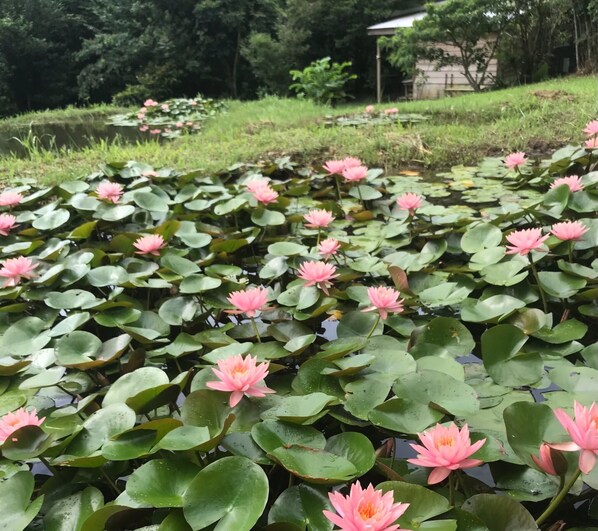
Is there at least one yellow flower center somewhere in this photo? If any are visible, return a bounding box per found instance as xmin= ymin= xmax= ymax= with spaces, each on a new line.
xmin=436 ymin=435 xmax=455 ymax=448
xmin=591 ymin=416 xmax=598 ymax=432
xmin=358 ymin=501 xmax=377 ymax=520
xmin=231 ymin=364 xmax=248 ymax=377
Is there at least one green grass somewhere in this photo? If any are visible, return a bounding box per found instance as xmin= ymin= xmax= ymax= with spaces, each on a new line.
xmin=0 ymin=75 xmax=596 ymax=184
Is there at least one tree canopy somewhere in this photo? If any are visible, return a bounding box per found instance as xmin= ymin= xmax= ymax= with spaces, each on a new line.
xmin=0 ymin=0 xmax=592 ymax=116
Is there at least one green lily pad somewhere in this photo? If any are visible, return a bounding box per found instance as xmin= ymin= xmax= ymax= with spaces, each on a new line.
xmin=126 ymin=458 xmax=201 ymax=508
xmin=0 ymin=471 xmax=44 ymax=531
xmin=183 ymin=457 xmax=268 ymax=531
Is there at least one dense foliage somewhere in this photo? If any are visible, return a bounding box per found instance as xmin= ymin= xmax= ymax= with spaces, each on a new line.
xmin=1 ymin=126 xmax=598 ymax=529
xmin=0 ymin=0 xmax=412 ymax=116
xmin=1 ymin=0 xmax=592 ymax=117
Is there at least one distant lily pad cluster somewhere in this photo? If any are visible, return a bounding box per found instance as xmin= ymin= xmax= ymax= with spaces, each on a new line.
xmin=110 ymin=95 xmax=226 ymax=139
xmin=324 ymin=105 xmax=428 ymax=128
xmin=0 ymin=128 xmax=598 ymax=529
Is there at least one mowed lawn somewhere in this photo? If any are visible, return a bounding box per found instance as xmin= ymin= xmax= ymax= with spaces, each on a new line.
xmin=0 ymin=75 xmax=595 ymax=184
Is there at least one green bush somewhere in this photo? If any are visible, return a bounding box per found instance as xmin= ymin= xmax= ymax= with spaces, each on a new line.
xmin=289 ymin=57 xmax=356 ymax=105
xmin=112 ymin=84 xmax=154 ymax=107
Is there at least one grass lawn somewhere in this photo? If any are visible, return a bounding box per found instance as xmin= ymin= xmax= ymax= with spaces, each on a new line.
xmin=0 ymin=75 xmax=596 ymax=184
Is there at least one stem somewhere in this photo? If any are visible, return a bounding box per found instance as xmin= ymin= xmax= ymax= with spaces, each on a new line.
xmin=356 ymin=184 xmax=365 ymax=206
xmin=100 ymin=467 xmax=121 ymax=496
xmin=250 ymin=316 xmax=262 ymax=343
xmin=568 ymin=241 xmax=574 ymax=263
xmin=366 ymin=314 xmax=381 ymax=339
xmin=448 ymin=472 xmax=456 ymax=507
xmin=317 ymin=227 xmax=321 ymax=246
xmin=38 ymin=456 xmax=59 ymax=477
xmin=535 ymin=468 xmax=581 ymax=526
xmin=529 ymin=256 xmax=548 ymax=313
xmin=334 ymin=175 xmax=343 ymax=206
xmin=56 ymin=383 xmax=78 ymax=399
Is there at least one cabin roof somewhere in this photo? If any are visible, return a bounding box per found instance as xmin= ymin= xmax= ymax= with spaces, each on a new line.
xmin=367 ymin=1 xmax=446 ymax=36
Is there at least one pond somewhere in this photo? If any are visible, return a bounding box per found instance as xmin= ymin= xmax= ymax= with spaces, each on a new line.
xmin=0 ymin=120 xmax=150 ymax=158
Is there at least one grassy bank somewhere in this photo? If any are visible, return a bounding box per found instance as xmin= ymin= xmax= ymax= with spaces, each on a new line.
xmin=0 ymin=75 xmax=596 ymax=183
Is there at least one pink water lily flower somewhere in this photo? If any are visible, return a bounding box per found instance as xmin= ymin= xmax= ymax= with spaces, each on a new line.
xmin=551 ymin=221 xmax=588 ymax=241
xmin=206 ymin=354 xmax=275 ymax=408
xmin=505 ymin=228 xmax=549 ymax=256
xmin=161 ymin=104 xmax=169 ymax=111
xmin=133 ymin=234 xmax=166 ymax=256
xmin=583 ymin=120 xmax=598 ymax=137
xmin=396 ymin=192 xmax=423 ymax=215
xmin=176 ymin=122 xmax=184 ymax=128
xmin=323 ymin=482 xmax=410 ymax=531
xmin=137 ymin=113 xmax=146 ymax=120
xmin=245 ymin=178 xmax=270 ymax=192
xmin=144 ymin=99 xmax=159 ymax=107
xmin=504 ymin=151 xmax=528 ymax=170
xmin=139 ymin=125 xmax=149 ymax=132
xmin=0 ymin=214 xmax=17 ymax=236
xmin=96 ymin=181 xmax=123 ymax=204
xmin=342 ymin=166 xmax=368 ymax=183
xmin=0 ymin=408 xmax=44 ymax=444
xmin=297 ymin=261 xmax=338 ymax=295
xmin=323 ymin=159 xmax=346 ymax=175
xmin=384 ymin=107 xmax=399 ymax=115
xmin=531 ymin=443 xmax=558 ymax=476
xmin=318 ymin=238 xmax=341 ymax=260
xmin=0 ymin=191 xmax=23 ymax=207
xmin=552 ymin=401 xmax=598 ymax=474
xmin=226 ymin=286 xmax=271 ymax=317
xmin=585 ymin=137 xmax=598 ymax=149
xmin=343 ymin=157 xmax=363 ymax=169
xmin=0 ymin=256 xmax=38 ymax=287
xmin=304 ymin=209 xmax=335 ymax=228
xmin=550 ymin=175 xmax=584 ymax=192
xmin=365 ymin=105 xmax=375 ymax=114
xmin=252 ymin=185 xmax=279 ymax=205
xmin=408 ymin=422 xmax=486 ymax=484
xmin=362 ymin=286 xmax=404 ymax=320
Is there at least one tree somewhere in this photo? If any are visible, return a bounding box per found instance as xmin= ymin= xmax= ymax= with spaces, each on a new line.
xmin=243 ymin=0 xmax=409 ymax=97
xmin=570 ymin=0 xmax=598 ymax=71
xmin=500 ymin=0 xmax=570 ymax=83
xmin=0 ymin=0 xmax=89 ymax=115
xmin=383 ymin=0 xmax=513 ymax=92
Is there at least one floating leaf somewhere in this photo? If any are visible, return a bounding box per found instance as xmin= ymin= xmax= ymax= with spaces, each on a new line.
xmin=183 ymin=457 xmax=268 ymax=531
xmin=126 ymin=459 xmax=200 ymax=508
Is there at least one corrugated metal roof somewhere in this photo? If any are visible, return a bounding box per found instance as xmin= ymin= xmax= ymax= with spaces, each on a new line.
xmin=367 ymin=1 xmax=447 ymax=36
xmin=367 ymin=11 xmax=427 ymax=34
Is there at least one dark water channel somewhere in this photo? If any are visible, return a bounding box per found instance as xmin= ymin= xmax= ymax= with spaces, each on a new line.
xmin=0 ymin=121 xmax=149 ymax=158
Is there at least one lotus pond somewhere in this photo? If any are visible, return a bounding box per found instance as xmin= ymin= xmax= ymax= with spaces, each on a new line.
xmin=0 ymin=137 xmax=598 ymax=531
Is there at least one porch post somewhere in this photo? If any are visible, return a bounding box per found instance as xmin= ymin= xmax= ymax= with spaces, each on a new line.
xmin=376 ymin=39 xmax=382 ymax=103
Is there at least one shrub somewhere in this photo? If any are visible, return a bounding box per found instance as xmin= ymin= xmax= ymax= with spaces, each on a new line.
xmin=289 ymin=57 xmax=356 ymax=105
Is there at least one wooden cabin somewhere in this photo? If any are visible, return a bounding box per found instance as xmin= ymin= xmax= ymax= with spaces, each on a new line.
xmin=368 ymin=7 xmax=498 ymax=101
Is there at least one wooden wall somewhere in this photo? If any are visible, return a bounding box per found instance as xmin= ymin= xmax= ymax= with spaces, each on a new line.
xmin=412 ymin=42 xmax=498 ymax=99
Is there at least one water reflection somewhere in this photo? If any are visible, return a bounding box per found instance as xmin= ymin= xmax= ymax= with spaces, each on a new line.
xmin=0 ymin=121 xmax=151 ymax=158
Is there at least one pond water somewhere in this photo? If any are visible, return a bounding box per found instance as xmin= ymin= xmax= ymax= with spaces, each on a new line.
xmin=0 ymin=121 xmax=150 ymax=158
